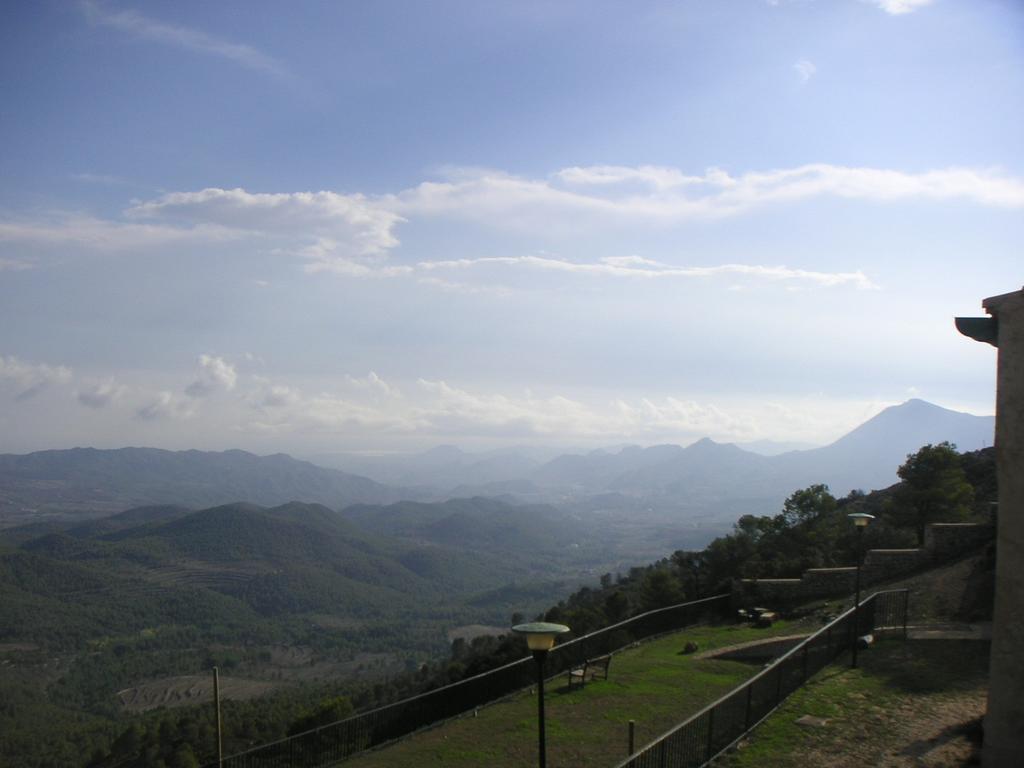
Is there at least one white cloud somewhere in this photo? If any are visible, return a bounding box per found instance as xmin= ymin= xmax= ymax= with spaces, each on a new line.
xmin=129 ymin=188 xmax=404 ymax=271
xmin=398 ymin=380 xmax=774 ymax=442
xmin=418 ymin=254 xmax=877 ymax=289
xmin=77 ymin=378 xmax=127 ymax=409
xmin=135 ymin=391 xmax=177 ymax=421
xmin=610 ymin=397 xmax=758 ymax=440
xmin=3 ymin=165 xmax=1018 ymax=267
xmin=414 ymin=379 xmax=601 ymax=438
xmin=0 ymin=257 xmax=33 ymax=271
xmin=239 ymin=375 xmax=646 ymax=441
xmin=249 ymin=391 xmax=422 ymax=435
xmin=0 ymin=355 xmax=948 ymax=448
xmin=0 ymin=355 xmax=72 ymax=400
xmin=343 ymin=371 xmax=401 ymax=399
xmin=81 ymin=1 xmax=290 ymax=79
xmin=259 ymin=384 xmax=300 ymax=408
xmin=247 ymin=373 xmax=406 ymax=433
xmin=600 ymin=255 xmax=665 ymax=268
xmin=555 ymin=165 xmax=705 ymax=190
xmin=3 ymin=163 xmax=1020 ymax=290
xmin=794 ymin=59 xmax=816 ymax=84
xmin=864 ymin=0 xmax=934 ymax=15
xmin=394 ymin=164 xmax=1024 ymax=227
xmin=0 ymin=214 xmax=241 ymax=251
xmin=185 ymin=354 xmax=237 ymax=398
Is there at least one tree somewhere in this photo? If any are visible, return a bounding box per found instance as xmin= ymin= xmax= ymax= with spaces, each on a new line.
xmin=778 ymin=484 xmax=837 ymax=527
xmin=639 ymin=567 xmax=684 ymax=611
xmin=287 ymin=696 xmax=355 ymax=736
xmin=604 ymin=590 xmax=631 ymax=623
xmin=169 ymin=744 xmax=199 ymax=768
xmin=671 ymin=550 xmax=707 ymax=598
xmin=891 ymin=442 xmax=974 ymax=544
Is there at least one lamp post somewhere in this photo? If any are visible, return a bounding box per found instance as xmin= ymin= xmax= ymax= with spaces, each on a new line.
xmin=512 ymin=622 xmax=570 ymax=768
xmin=848 ymin=512 xmax=874 ymax=668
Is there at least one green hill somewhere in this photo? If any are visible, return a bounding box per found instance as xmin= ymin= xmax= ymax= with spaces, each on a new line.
xmin=0 ymin=446 xmax=418 ymax=522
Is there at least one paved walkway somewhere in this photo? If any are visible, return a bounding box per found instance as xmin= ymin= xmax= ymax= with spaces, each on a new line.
xmin=906 ymin=622 xmax=992 ymax=640
xmin=693 ymin=634 xmax=809 ymax=660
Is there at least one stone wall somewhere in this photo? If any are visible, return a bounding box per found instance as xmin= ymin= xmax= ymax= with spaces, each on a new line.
xmin=925 ymin=523 xmax=995 ymax=560
xmin=738 ymin=521 xmax=993 ymax=604
xmin=707 ymin=635 xmax=806 ymax=663
xmin=862 ymin=548 xmax=931 ymax=581
xmin=802 ymin=567 xmax=858 ymax=596
xmin=976 ymin=287 xmax=1024 ymax=768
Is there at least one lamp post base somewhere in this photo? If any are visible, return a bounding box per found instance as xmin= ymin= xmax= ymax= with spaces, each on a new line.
xmin=533 ymin=650 xmax=547 ymax=768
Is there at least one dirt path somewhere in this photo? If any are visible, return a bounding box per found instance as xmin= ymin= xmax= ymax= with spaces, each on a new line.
xmin=791 ymin=686 xmax=986 ymax=768
xmin=878 ymin=695 xmax=986 ymax=767
xmin=718 ymin=639 xmax=989 ymax=768
xmin=692 ymin=634 xmax=808 ymax=660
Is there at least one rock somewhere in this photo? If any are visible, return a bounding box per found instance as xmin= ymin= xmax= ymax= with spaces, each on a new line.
xmin=681 ymin=641 xmax=699 ymax=654
xmin=795 ymin=715 xmax=829 ymax=728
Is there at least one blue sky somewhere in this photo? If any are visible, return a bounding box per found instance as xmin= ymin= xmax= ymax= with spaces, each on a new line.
xmin=0 ymin=0 xmax=1021 ymax=455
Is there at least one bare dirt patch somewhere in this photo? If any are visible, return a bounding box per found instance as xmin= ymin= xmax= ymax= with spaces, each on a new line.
xmin=790 ymin=693 xmax=985 ymax=768
xmin=446 ymin=624 xmax=506 ymax=643
xmin=117 ymin=674 xmax=277 ymax=712
xmin=267 ymin=644 xmax=314 ymax=667
xmin=0 ymin=642 xmax=40 ymax=653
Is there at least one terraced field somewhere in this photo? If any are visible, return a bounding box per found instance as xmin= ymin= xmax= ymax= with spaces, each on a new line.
xmin=117 ymin=674 xmax=278 ymax=712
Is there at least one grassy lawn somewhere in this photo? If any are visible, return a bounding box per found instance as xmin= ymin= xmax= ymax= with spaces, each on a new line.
xmin=715 ymin=639 xmax=989 ymax=768
xmin=345 ymin=621 xmax=806 ymax=768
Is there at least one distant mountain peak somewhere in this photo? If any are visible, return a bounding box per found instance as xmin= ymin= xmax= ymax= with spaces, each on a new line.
xmin=891 ymin=398 xmax=943 ymax=413
xmin=422 ymin=445 xmax=467 ymax=458
xmin=839 ymin=399 xmax=991 ymax=440
xmin=686 ymin=437 xmax=723 ymax=451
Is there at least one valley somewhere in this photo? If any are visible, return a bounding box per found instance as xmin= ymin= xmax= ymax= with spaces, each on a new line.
xmin=0 ymin=399 xmax=997 ymax=767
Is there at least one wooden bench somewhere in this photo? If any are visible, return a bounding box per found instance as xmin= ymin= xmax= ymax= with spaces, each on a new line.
xmin=567 ymin=654 xmax=612 ymax=689
xmin=738 ymin=607 xmax=778 ymax=628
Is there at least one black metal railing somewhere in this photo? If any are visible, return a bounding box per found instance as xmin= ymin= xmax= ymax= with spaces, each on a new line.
xmin=209 ymin=594 xmax=731 ymax=768
xmin=615 ymin=589 xmax=909 ymax=768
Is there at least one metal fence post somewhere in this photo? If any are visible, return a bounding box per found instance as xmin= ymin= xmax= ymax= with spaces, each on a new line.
xmin=847 ymin=609 xmax=854 ymax=662
xmin=902 ymin=590 xmax=909 ymax=639
xmin=744 ymin=683 xmax=753 ymax=730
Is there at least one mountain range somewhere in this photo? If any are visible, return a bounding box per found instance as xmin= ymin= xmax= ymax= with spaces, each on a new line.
xmin=0 ymin=400 xmax=994 ymax=530
xmin=329 ymin=399 xmax=994 ymax=519
xmin=0 ymin=447 xmax=416 ymax=525
xmin=528 ymin=399 xmax=993 ymax=499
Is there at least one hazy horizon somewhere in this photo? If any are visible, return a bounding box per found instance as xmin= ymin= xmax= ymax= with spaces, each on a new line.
xmin=2 ymin=1 xmax=1019 ymax=456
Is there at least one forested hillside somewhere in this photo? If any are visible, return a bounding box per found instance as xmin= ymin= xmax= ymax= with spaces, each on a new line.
xmin=0 ymin=444 xmax=995 ymax=768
